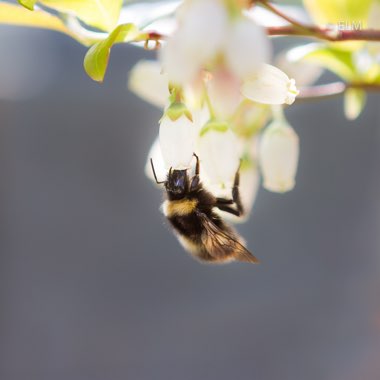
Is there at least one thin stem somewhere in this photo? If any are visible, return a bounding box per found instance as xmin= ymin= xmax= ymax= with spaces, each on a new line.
xmin=297 ymin=82 xmax=380 ymax=102
xmin=133 ymin=26 xmax=380 ymax=45
xmin=267 ymin=25 xmax=380 ymax=42
xmin=203 ymin=84 xmax=216 ymax=119
xmin=258 ymin=0 xmax=318 ymax=35
xmin=257 ymin=0 xmax=380 ymax=42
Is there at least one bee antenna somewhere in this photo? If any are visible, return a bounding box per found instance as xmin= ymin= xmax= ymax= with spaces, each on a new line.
xmin=150 ymin=158 xmax=165 ymax=185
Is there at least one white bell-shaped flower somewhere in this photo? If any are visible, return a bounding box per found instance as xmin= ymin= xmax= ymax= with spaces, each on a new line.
xmin=197 ymin=122 xmax=240 ymax=187
xmin=128 ymin=60 xmax=169 ymax=108
xmin=159 ymin=34 xmax=201 ymax=86
xmin=238 ymin=163 xmax=259 ymax=220
xmin=159 ymin=110 xmax=195 ymax=170
xmin=242 ymin=64 xmax=299 ymax=105
xmin=259 ymin=119 xmax=299 ymax=193
xmin=160 ymin=0 xmax=228 ymax=86
xmin=225 ymin=16 xmax=271 ymax=80
xmin=179 ymin=0 xmax=228 ymax=64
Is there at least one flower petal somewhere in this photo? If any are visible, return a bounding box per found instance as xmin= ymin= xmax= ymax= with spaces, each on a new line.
xmin=259 ymin=120 xmax=299 ymax=193
xmin=159 ymin=114 xmax=196 ymax=169
xmin=225 ymin=16 xmax=271 ymax=80
xmin=159 ymin=34 xmax=201 ymax=86
xmin=128 ymin=60 xmax=169 ymax=108
xmin=179 ymin=0 xmax=228 ymax=63
xmin=198 ymin=125 xmax=240 ymax=187
xmin=242 ymin=64 xmax=299 ymax=105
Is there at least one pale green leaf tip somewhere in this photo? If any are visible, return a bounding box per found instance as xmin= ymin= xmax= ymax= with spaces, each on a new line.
xmin=18 ymin=0 xmax=35 ymax=10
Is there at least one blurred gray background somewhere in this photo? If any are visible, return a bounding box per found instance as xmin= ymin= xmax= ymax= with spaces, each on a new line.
xmin=0 ymin=26 xmax=380 ymax=380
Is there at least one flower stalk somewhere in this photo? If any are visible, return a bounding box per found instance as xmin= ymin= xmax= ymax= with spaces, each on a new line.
xmin=297 ymin=82 xmax=380 ymax=101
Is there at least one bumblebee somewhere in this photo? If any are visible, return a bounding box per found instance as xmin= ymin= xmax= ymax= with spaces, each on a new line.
xmin=150 ymin=154 xmax=259 ymax=264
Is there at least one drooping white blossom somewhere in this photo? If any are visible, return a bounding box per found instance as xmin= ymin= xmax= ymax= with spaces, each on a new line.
xmin=237 ymin=162 xmax=260 ymax=220
xmin=160 ymin=0 xmax=228 ymax=86
xmin=225 ymin=16 xmax=271 ymax=80
xmin=159 ymin=112 xmax=195 ymax=170
xmin=178 ymin=0 xmax=228 ymax=64
xmin=159 ymin=34 xmax=201 ymax=86
xmin=128 ymin=60 xmax=169 ymax=108
xmin=197 ymin=122 xmax=240 ymax=187
xmin=259 ymin=118 xmax=299 ymax=193
xmin=242 ymin=64 xmax=299 ymax=105
xmin=237 ymin=138 xmax=260 ymax=218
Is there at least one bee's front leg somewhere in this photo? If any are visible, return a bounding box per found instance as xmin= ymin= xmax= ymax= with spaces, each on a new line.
xmin=215 ymin=204 xmax=241 ymax=217
xmin=190 ymin=153 xmax=200 ymax=191
xmin=215 ymin=165 xmax=244 ymax=216
xmin=232 ymin=166 xmax=244 ymax=215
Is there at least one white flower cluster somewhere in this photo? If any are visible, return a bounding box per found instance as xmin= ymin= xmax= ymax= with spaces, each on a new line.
xmin=129 ymin=0 xmax=301 ymax=220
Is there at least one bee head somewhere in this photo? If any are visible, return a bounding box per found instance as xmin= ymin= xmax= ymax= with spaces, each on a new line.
xmin=166 ymin=168 xmax=188 ymax=199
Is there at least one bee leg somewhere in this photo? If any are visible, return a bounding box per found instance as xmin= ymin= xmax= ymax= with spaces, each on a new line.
xmin=216 ymin=198 xmax=234 ymax=205
xmin=193 ymin=153 xmax=200 ymax=176
xmin=190 ymin=153 xmax=200 ymax=191
xmin=215 ymin=164 xmax=244 ymax=215
xmin=150 ymin=158 xmax=165 ymax=185
xmin=232 ymin=164 xmax=244 ymax=215
xmin=215 ymin=204 xmax=241 ymax=217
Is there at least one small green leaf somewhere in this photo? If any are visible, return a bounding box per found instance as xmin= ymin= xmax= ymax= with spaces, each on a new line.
xmin=17 ymin=0 xmax=36 ymax=10
xmin=84 ymin=23 xmax=139 ymax=82
xmin=287 ymin=43 xmax=357 ymax=81
xmin=40 ymin=0 xmax=122 ymax=32
xmin=344 ymin=89 xmax=366 ymax=120
xmin=0 ymin=2 xmax=91 ymax=45
xmin=164 ymin=102 xmax=193 ymax=122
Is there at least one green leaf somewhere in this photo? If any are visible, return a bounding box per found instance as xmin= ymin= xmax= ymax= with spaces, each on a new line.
xmin=287 ymin=43 xmax=357 ymax=81
xmin=17 ymin=0 xmax=36 ymax=10
xmin=0 ymin=2 xmax=91 ymax=45
xmin=304 ymin=0 xmax=372 ymax=26
xmin=344 ymin=89 xmax=366 ymax=120
xmin=84 ymin=23 xmax=139 ymax=82
xmin=40 ymin=0 xmax=122 ymax=32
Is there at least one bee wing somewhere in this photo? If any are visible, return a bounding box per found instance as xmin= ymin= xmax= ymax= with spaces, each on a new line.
xmin=196 ymin=211 xmax=259 ymax=264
